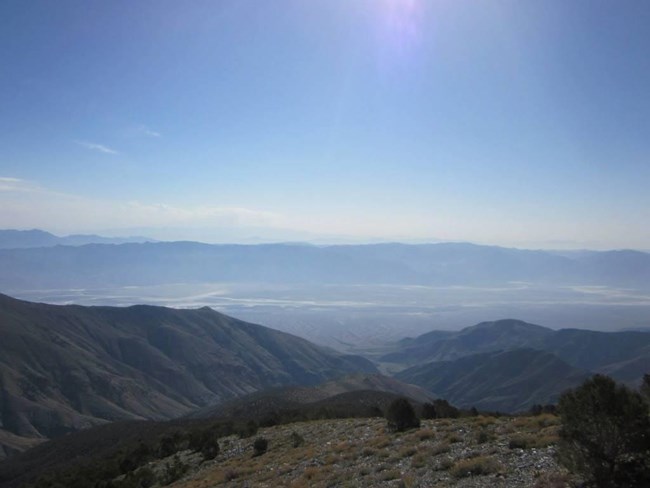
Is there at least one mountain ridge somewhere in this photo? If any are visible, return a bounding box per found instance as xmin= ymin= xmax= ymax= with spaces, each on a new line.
xmin=0 ymin=229 xmax=154 ymax=249
xmin=383 ymin=319 xmax=650 ymax=385
xmin=395 ymin=348 xmax=591 ymax=412
xmin=1 ymin=240 xmax=649 ymax=289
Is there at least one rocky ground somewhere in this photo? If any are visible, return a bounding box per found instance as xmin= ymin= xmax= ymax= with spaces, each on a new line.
xmin=149 ymin=414 xmax=577 ymax=487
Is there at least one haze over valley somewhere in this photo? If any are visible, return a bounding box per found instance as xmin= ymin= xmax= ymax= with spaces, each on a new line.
xmin=3 ymin=233 xmax=649 ymax=350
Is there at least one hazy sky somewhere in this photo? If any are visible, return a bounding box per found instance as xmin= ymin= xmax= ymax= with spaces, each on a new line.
xmin=1 ymin=0 xmax=649 ymax=249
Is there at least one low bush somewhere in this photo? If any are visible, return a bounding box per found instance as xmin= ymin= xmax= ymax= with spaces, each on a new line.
xmin=450 ymin=456 xmax=502 ymax=478
xmin=558 ymin=375 xmax=650 ymax=487
xmin=385 ymin=398 xmax=420 ymax=432
xmin=252 ymin=437 xmax=268 ymax=457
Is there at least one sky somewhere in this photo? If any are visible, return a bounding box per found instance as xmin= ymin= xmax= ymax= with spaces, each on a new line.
xmin=1 ymin=0 xmax=649 ymax=249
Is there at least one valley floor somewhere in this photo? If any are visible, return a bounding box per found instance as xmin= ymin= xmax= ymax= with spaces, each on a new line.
xmin=167 ymin=416 xmax=575 ymax=487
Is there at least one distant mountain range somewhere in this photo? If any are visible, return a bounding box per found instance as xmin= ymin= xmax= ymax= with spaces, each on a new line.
xmin=0 ymin=294 xmax=375 ymax=459
xmin=1 ymin=239 xmax=649 ymax=289
xmin=389 ymin=319 xmax=650 ymax=411
xmin=0 ymin=229 xmax=155 ymax=249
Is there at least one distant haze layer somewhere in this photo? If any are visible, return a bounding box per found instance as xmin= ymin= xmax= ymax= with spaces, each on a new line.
xmin=2 ymin=241 xmax=649 ymax=349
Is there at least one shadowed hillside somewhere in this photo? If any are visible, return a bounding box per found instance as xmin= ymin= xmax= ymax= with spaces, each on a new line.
xmin=396 ymin=349 xmax=590 ymax=412
xmin=0 ymin=294 xmax=375 ymax=459
xmin=190 ymin=373 xmax=433 ymax=420
xmin=384 ymin=319 xmax=650 ymax=386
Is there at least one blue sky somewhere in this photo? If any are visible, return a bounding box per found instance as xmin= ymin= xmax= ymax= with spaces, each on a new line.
xmin=1 ymin=0 xmax=649 ymax=248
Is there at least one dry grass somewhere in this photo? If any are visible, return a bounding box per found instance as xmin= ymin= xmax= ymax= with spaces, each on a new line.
xmin=398 ymin=445 xmax=417 ymax=458
xmin=444 ymin=432 xmax=462 ymax=443
xmin=473 ymin=415 xmax=498 ymax=427
xmin=416 ymin=428 xmax=436 ymax=441
xmin=430 ymin=440 xmax=451 ymax=455
xmin=533 ymin=472 xmax=574 ymax=487
xmin=509 ymin=431 xmax=559 ymax=449
xmin=450 ymin=455 xmax=503 ymax=478
xmin=369 ymin=435 xmax=391 ymax=449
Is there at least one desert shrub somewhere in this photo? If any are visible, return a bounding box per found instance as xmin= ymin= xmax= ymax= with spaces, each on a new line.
xmin=253 ymin=437 xmax=268 ymax=457
xmin=160 ymin=455 xmax=188 ymax=485
xmin=444 ymin=432 xmax=461 ymax=443
xmin=641 ymin=374 xmax=650 ymax=403
xmin=129 ymin=466 xmax=156 ymax=488
xmin=290 ymin=431 xmax=305 ymax=447
xmin=450 ymin=456 xmax=501 ymax=478
xmin=509 ymin=432 xmax=557 ymax=449
xmin=433 ymin=399 xmax=460 ymax=419
xmin=189 ymin=428 xmax=220 ymax=460
xmin=386 ymin=398 xmax=421 ymax=432
xmin=476 ymin=429 xmax=492 ymax=444
xmin=530 ymin=404 xmax=544 ymax=416
xmin=532 ymin=472 xmax=573 ymax=488
xmin=417 ymin=428 xmax=435 ymax=441
xmin=509 ymin=434 xmax=534 ymax=449
xmin=558 ymin=375 xmax=650 ymax=487
xmin=157 ymin=433 xmax=182 ymax=458
xmin=421 ymin=402 xmax=437 ymax=419
xmin=530 ymin=404 xmax=558 ymax=416
xmin=430 ymin=441 xmax=450 ymax=455
xmin=466 ymin=406 xmax=479 ymax=417
xmin=398 ymin=445 xmax=417 ymax=457
xmin=237 ymin=420 xmax=259 ymax=438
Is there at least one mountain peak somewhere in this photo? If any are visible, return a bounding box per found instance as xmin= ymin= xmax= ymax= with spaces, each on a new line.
xmin=467 ymin=319 xmax=553 ymax=333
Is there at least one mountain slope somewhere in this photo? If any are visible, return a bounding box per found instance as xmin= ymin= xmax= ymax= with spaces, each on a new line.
xmin=396 ymin=348 xmax=590 ymax=412
xmin=0 ymin=294 xmax=376 ymax=458
xmin=383 ymin=319 xmax=650 ymax=385
xmin=190 ymin=373 xmax=433 ymax=420
xmin=382 ymin=319 xmax=554 ymax=364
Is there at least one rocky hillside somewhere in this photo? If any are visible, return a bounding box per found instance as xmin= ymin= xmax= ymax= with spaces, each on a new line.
xmin=125 ymin=416 xmax=574 ymax=487
xmin=0 ymin=294 xmax=375 ymax=459
xmin=0 ymin=412 xmax=577 ymax=488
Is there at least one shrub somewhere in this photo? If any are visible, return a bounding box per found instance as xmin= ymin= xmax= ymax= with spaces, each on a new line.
xmin=157 ymin=434 xmax=178 ymax=458
xmin=189 ymin=428 xmax=220 ymax=460
xmin=641 ymin=373 xmax=650 ymax=403
xmin=509 ymin=434 xmax=533 ymax=449
xmin=386 ymin=398 xmax=421 ymax=432
xmin=476 ymin=429 xmax=492 ymax=444
xmin=530 ymin=404 xmax=558 ymax=416
xmin=450 ymin=456 xmax=501 ymax=478
xmin=161 ymin=455 xmax=188 ymax=485
xmin=433 ymin=399 xmax=460 ymax=419
xmin=430 ymin=441 xmax=450 ymax=455
xmin=253 ymin=437 xmax=268 ymax=457
xmin=132 ymin=466 xmax=156 ymax=488
xmin=417 ymin=428 xmax=435 ymax=441
xmin=558 ymin=375 xmax=650 ymax=487
xmin=290 ymin=431 xmax=305 ymax=448
xmin=421 ymin=402 xmax=437 ymax=419
xmin=532 ymin=472 xmax=573 ymax=488
xmin=237 ymin=420 xmax=259 ymax=438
